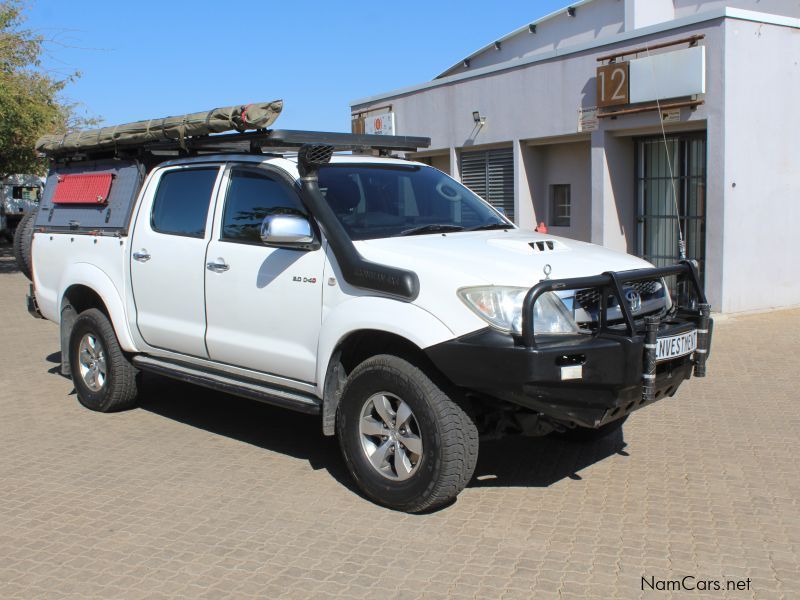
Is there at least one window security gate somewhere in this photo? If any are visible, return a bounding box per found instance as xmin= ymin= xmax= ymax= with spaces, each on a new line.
xmin=460 ymin=148 xmax=515 ymax=222
xmin=636 ymin=134 xmax=706 ymax=292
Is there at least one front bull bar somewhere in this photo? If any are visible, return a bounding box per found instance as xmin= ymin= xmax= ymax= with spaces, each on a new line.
xmin=520 ymin=261 xmax=711 ymax=399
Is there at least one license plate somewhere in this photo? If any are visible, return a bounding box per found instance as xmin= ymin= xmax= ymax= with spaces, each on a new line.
xmin=656 ymin=330 xmax=697 ymax=361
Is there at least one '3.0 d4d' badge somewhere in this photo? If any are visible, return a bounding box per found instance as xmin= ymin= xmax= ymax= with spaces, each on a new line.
xmin=292 ymin=276 xmax=317 ymax=284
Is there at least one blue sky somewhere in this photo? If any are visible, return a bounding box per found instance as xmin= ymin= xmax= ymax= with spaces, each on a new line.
xmin=25 ymin=0 xmax=568 ymax=132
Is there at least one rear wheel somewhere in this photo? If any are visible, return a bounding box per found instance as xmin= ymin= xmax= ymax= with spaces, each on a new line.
xmin=68 ymin=308 xmax=139 ymax=412
xmin=337 ymin=354 xmax=478 ymax=513
xmin=558 ymin=416 xmax=627 ymax=442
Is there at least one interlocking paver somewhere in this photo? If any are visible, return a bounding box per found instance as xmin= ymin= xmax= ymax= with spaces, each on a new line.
xmin=0 ymin=243 xmax=799 ymax=598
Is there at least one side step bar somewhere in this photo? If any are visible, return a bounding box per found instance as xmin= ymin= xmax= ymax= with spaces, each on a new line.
xmin=132 ymin=355 xmax=321 ymax=415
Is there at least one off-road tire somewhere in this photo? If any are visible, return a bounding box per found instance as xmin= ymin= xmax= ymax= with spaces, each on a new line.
xmin=558 ymin=416 xmax=627 ymax=442
xmin=336 ymin=354 xmax=478 ymax=513
xmin=68 ymin=308 xmax=139 ymax=412
xmin=13 ymin=208 xmax=37 ymax=280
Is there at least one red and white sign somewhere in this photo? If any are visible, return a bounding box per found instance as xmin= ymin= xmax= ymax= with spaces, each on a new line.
xmin=365 ymin=111 xmax=395 ymax=135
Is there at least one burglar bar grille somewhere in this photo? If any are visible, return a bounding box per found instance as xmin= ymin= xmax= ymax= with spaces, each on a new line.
xmin=635 ymin=134 xmax=706 ymax=298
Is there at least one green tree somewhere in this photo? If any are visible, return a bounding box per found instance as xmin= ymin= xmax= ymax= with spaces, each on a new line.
xmin=0 ymin=1 xmax=92 ymax=178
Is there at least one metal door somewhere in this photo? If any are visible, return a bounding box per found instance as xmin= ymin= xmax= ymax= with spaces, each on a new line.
xmin=636 ymin=133 xmax=706 ymax=291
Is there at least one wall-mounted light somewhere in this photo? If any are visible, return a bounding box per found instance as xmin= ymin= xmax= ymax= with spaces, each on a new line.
xmin=494 ymin=40 xmax=502 ymax=51
xmin=472 ymin=111 xmax=486 ymax=126
xmin=463 ymin=59 xmax=470 ymax=68
xmin=567 ymin=6 xmax=576 ymax=17
xmin=528 ymin=23 xmax=537 ymax=34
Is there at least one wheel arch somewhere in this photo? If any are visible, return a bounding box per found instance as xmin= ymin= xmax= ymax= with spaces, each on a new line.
xmin=58 ymin=264 xmax=137 ymax=353
xmin=317 ymin=298 xmax=457 ymax=436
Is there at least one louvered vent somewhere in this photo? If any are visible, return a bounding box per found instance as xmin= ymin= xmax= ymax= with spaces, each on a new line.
xmin=530 ymin=241 xmax=555 ymax=252
xmin=460 ymin=147 xmax=514 ymax=221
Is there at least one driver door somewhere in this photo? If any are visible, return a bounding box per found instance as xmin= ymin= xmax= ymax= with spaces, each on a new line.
xmin=204 ymin=165 xmax=325 ymax=383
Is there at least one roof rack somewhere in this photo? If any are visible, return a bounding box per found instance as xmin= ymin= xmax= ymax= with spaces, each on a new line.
xmin=49 ymin=129 xmax=431 ymax=163
xmin=166 ymin=129 xmax=432 ymax=154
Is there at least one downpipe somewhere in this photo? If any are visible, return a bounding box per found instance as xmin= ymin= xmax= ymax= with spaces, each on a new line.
xmin=296 ymin=144 xmax=419 ymax=301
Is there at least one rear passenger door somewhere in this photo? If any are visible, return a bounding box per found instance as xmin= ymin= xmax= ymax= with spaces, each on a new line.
xmin=130 ymin=164 xmax=223 ymax=357
xmin=204 ymin=164 xmax=325 ymax=383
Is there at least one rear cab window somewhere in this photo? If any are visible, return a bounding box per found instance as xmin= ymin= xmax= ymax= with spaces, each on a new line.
xmin=151 ymin=167 xmax=220 ymax=238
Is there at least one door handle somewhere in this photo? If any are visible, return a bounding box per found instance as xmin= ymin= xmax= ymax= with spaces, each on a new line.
xmin=206 ymin=259 xmax=230 ymax=273
xmin=133 ymin=250 xmax=151 ymax=262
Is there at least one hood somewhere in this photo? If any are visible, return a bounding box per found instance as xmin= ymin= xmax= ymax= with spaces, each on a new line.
xmin=348 ymin=228 xmax=655 ymax=338
xmin=355 ymin=229 xmax=652 ymax=289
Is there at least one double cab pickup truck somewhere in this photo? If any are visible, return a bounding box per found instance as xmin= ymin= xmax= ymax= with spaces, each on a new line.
xmin=23 ymin=129 xmax=711 ymax=512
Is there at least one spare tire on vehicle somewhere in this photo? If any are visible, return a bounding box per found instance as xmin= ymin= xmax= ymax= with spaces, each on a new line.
xmin=13 ymin=208 xmax=37 ymax=281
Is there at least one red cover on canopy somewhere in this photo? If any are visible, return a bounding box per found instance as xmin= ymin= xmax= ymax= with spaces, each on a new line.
xmin=53 ymin=173 xmax=113 ymax=204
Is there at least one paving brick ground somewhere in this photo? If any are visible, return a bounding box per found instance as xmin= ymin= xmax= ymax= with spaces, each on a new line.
xmin=0 ymin=243 xmax=798 ymax=599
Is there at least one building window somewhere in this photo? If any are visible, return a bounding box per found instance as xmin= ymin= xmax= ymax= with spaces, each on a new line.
xmin=550 ymin=184 xmax=571 ymax=227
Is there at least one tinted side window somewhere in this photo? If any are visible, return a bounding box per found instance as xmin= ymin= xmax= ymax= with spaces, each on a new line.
xmin=151 ymin=168 xmax=218 ymax=238
xmin=222 ymin=169 xmax=305 ymax=243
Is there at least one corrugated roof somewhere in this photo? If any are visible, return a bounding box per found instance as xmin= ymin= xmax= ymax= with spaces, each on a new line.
xmin=436 ymin=0 xmax=597 ymax=78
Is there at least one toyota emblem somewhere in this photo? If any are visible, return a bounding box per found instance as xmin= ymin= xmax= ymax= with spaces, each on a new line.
xmin=625 ymin=289 xmax=642 ymax=313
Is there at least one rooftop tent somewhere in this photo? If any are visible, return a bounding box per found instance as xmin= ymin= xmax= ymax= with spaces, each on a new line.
xmin=36 ymin=100 xmax=283 ymax=156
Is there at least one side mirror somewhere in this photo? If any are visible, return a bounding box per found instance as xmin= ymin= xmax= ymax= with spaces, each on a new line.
xmin=260 ymin=214 xmax=315 ymax=249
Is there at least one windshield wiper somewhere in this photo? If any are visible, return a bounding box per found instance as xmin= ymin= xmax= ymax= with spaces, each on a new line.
xmin=468 ymin=222 xmax=512 ymax=231
xmin=398 ymin=224 xmax=465 ymax=236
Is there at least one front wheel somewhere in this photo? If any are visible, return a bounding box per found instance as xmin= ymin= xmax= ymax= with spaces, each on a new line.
xmin=336 ymin=354 xmax=478 ymax=513
xmin=68 ymin=308 xmax=139 ymax=412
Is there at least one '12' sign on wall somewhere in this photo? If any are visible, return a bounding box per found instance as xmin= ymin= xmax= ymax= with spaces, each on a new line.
xmin=597 ymin=62 xmax=630 ymax=108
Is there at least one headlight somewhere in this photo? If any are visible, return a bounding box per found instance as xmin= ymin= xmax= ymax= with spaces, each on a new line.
xmin=458 ymin=286 xmax=579 ymax=335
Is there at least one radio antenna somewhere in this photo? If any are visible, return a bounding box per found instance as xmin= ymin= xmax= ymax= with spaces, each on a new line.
xmin=644 ymin=42 xmax=687 ymax=261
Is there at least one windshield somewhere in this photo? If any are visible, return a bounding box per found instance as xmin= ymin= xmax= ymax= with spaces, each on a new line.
xmin=317 ymin=163 xmax=511 ymax=240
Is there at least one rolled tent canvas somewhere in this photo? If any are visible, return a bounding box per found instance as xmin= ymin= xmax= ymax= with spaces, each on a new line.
xmin=36 ymin=100 xmax=283 ymax=155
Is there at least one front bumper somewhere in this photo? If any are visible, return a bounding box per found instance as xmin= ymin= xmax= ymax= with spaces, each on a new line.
xmin=426 ymin=262 xmax=712 ymax=429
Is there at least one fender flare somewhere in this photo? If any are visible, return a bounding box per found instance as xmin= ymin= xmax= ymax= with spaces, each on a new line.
xmin=58 ymin=262 xmax=137 ymax=352
xmin=316 ymin=297 xmax=456 ymax=435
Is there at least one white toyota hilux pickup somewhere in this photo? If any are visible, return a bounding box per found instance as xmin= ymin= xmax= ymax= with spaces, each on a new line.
xmin=24 ymin=129 xmax=711 ymax=512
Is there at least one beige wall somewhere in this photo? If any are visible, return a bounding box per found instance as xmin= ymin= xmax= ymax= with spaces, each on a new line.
xmin=523 ymin=140 xmax=593 ymax=242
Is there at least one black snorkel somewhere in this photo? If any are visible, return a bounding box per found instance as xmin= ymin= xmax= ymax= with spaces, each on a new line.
xmin=296 ymin=144 xmax=419 ymax=301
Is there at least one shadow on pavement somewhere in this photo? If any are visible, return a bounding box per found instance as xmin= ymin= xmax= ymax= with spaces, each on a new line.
xmin=46 ymin=354 xmax=625 ymax=497
xmin=136 ymin=372 xmax=359 ymax=493
xmin=0 ymin=244 xmax=19 ymax=274
xmin=471 ymin=432 xmax=625 ymax=488
xmin=134 ymin=371 xmax=624 ymax=493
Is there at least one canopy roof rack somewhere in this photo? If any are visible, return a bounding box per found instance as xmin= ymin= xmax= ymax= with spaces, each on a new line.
xmin=47 ymin=129 xmax=431 ymax=162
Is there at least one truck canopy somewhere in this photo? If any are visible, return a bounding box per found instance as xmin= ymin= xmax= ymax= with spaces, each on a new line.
xmin=34 ymin=160 xmax=144 ymax=233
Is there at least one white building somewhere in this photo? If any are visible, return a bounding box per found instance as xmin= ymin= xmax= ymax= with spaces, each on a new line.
xmin=350 ymin=0 xmax=800 ymax=313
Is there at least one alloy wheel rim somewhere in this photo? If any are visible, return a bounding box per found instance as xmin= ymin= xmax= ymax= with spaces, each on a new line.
xmin=78 ymin=333 xmax=107 ymax=392
xmin=358 ymin=392 xmax=424 ymax=481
